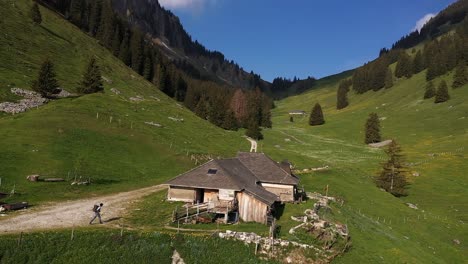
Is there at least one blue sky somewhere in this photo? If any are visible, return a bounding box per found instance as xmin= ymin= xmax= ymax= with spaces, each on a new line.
xmin=159 ymin=0 xmax=456 ymax=81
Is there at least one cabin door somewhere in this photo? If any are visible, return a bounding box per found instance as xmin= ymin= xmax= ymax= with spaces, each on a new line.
xmin=195 ymin=188 xmax=204 ymax=204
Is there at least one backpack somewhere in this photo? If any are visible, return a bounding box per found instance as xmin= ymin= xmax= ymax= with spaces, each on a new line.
xmin=92 ymin=204 xmax=99 ymax=212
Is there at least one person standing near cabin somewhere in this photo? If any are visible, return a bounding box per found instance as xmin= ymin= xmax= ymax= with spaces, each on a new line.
xmin=89 ymin=203 xmax=103 ymax=224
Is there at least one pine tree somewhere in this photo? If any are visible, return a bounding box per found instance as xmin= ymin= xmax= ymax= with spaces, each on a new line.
xmin=195 ymin=97 xmax=208 ymax=120
xmin=413 ymin=50 xmax=424 ymax=73
xmin=375 ymin=140 xmax=409 ymax=197
xmin=245 ymin=121 xmax=263 ymax=140
xmin=230 ymin=89 xmax=248 ymax=125
xmin=97 ymin=0 xmax=114 ymax=48
xmin=336 ymin=80 xmax=350 ymax=109
xmin=365 ymin=113 xmax=381 ymax=144
xmin=130 ymin=31 xmax=144 ymax=74
xmin=174 ymin=75 xmax=187 ymax=102
xmin=158 ymin=64 xmax=173 ymax=96
xmin=434 ymin=80 xmax=450 ymax=103
xmin=111 ymin=24 xmax=122 ymax=56
xmin=309 ymin=103 xmax=325 ymax=126
xmin=452 ymin=62 xmax=468 ymax=89
xmin=143 ymin=48 xmax=153 ymax=81
xmin=30 ymin=2 xmax=42 ymax=25
xmin=221 ymin=110 xmax=238 ymax=131
xmin=261 ymin=97 xmax=272 ymax=128
xmin=118 ymin=29 xmax=131 ymax=66
xmin=77 ymin=57 xmax=103 ymax=94
xmin=384 ymin=67 xmax=393 ymax=89
xmin=395 ymin=52 xmax=413 ymax=78
xmin=88 ymin=0 xmax=102 ymax=36
xmin=31 ymin=58 xmax=60 ymax=97
xmin=69 ymin=0 xmax=83 ymax=26
xmin=423 ymin=81 xmax=435 ymax=99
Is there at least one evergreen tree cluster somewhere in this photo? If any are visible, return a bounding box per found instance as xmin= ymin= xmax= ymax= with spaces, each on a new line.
xmin=336 ymin=79 xmax=352 ymax=109
xmin=391 ymin=0 xmax=468 ymax=50
xmin=32 ymin=57 xmax=104 ymax=97
xmin=452 ymin=62 xmax=468 ymax=88
xmin=353 ymin=15 xmax=468 ymax=96
xmin=42 ymin=0 xmax=262 ymax=90
xmin=40 ymin=0 xmax=272 ymax=132
xmin=352 ymin=51 xmax=398 ymax=94
xmin=425 ymin=29 xmax=468 ymax=81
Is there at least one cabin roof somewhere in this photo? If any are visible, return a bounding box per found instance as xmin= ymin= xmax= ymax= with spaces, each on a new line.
xmin=166 ymin=153 xmax=298 ymax=205
xmin=237 ymin=152 xmax=299 ymax=185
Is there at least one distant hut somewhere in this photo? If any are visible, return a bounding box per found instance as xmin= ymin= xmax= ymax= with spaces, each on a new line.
xmin=288 ymin=110 xmax=306 ymax=116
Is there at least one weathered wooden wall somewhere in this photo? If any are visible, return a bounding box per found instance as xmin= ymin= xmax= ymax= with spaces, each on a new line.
xmin=168 ymin=186 xmax=195 ymax=202
xmin=203 ymin=189 xmax=218 ymax=203
xmin=237 ymin=192 xmax=268 ymax=223
xmin=261 ymin=183 xmax=295 ymax=202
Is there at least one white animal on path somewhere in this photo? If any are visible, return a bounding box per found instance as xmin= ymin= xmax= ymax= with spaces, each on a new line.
xmin=245 ymin=137 xmax=257 ymax=152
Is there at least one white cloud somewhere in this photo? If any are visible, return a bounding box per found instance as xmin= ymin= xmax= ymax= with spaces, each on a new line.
xmin=413 ymin=13 xmax=436 ymax=32
xmin=159 ymin=0 xmax=216 ymax=12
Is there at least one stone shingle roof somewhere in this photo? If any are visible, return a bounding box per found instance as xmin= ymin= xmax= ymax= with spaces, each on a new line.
xmin=166 ymin=153 xmax=299 ymax=205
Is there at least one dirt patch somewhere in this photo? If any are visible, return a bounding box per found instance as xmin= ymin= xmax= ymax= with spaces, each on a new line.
xmin=0 ymin=185 xmax=167 ymax=234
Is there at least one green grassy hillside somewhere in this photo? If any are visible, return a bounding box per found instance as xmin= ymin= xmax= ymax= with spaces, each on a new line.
xmin=259 ymin=64 xmax=468 ymax=262
xmin=0 ymin=1 xmax=467 ymax=263
xmin=0 ymin=1 xmax=247 ymax=203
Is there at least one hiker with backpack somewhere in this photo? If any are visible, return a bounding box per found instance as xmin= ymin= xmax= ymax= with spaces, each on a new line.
xmin=89 ymin=203 xmax=103 ymax=224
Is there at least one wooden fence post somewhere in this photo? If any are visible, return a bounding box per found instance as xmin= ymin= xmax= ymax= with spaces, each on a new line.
xmin=17 ymin=232 xmax=23 ymax=246
xmin=120 ymin=219 xmax=124 ymax=237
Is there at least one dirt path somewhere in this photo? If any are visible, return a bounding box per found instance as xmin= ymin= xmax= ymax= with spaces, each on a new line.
xmin=0 ymin=184 xmax=167 ymax=234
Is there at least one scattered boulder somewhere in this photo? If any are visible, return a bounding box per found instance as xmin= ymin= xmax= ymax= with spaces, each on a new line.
xmin=168 ymin=116 xmax=184 ymax=122
xmin=50 ymin=88 xmax=76 ymax=98
xmin=453 ymin=239 xmax=461 ymax=245
xmin=149 ymin=96 xmax=160 ymax=101
xmin=368 ymin=139 xmax=393 ymax=148
xmin=406 ymin=203 xmax=418 ymax=210
xmin=172 ymin=250 xmax=185 ymax=264
xmin=130 ymin=95 xmax=145 ymax=102
xmin=0 ymin=88 xmax=48 ymax=114
xmin=26 ymin=175 xmax=40 ymax=182
xmin=102 ymin=76 xmax=113 ymax=84
xmin=145 ymin=121 xmax=162 ymax=127
xmin=110 ymin=88 xmax=121 ymax=95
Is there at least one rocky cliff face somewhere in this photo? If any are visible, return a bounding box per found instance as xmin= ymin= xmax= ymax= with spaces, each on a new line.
xmin=111 ymin=0 xmax=268 ymax=90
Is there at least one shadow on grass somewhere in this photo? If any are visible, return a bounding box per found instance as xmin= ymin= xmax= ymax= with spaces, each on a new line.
xmin=40 ymin=25 xmax=71 ymax=44
xmin=274 ymin=203 xmax=285 ymax=220
xmin=104 ymin=216 xmax=122 ymax=223
xmin=92 ymin=179 xmax=120 ymax=185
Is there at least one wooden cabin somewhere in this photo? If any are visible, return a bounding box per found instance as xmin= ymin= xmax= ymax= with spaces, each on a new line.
xmin=166 ymin=152 xmax=299 ymax=224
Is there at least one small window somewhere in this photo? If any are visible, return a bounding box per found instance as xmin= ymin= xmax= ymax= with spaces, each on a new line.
xmin=207 ymin=168 xmax=217 ymax=175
